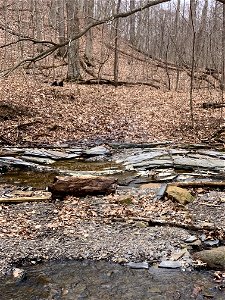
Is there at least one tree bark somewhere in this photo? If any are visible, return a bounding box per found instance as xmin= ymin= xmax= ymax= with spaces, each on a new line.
xmin=66 ymin=0 xmax=81 ymax=80
xmin=84 ymin=0 xmax=94 ymax=64
xmin=56 ymin=0 xmax=66 ymax=57
xmin=49 ymin=176 xmax=117 ymax=198
xmin=129 ymin=0 xmax=135 ymax=44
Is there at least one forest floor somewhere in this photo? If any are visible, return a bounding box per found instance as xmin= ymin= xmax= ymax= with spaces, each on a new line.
xmin=0 ymin=184 xmax=224 ymax=276
xmin=0 ymin=75 xmax=224 ymax=146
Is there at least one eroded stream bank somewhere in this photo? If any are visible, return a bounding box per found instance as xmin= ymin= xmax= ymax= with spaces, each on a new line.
xmin=0 ymin=142 xmax=225 ymax=298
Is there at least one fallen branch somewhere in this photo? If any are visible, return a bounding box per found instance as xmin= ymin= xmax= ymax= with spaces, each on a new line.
xmin=1 ymin=0 xmax=171 ymax=76
xmin=131 ymin=217 xmax=223 ymax=233
xmin=0 ymin=195 xmax=51 ymax=203
xmin=77 ymin=78 xmax=160 ymax=88
xmin=168 ymin=181 xmax=225 ymax=188
xmin=202 ymin=102 xmax=225 ymax=109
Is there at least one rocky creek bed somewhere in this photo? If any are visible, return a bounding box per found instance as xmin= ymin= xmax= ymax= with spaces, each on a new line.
xmin=0 ymin=142 xmax=225 ymax=298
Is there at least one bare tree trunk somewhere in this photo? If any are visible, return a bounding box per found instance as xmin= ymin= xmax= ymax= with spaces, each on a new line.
xmin=221 ymin=3 xmax=225 ymax=123
xmin=66 ymin=0 xmax=81 ymax=80
xmin=34 ymin=0 xmax=43 ymax=53
xmin=189 ymin=0 xmax=197 ymax=128
xmin=195 ymin=0 xmax=208 ymax=67
xmin=84 ymin=0 xmax=95 ymax=64
xmin=129 ymin=0 xmax=135 ymax=44
xmin=56 ymin=0 xmax=66 ymax=57
xmin=114 ymin=0 xmax=121 ymax=87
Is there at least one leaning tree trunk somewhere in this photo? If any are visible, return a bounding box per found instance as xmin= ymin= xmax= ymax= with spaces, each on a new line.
xmin=66 ymin=0 xmax=81 ymax=80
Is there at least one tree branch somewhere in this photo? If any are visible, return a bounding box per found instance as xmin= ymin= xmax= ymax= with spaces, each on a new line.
xmin=1 ymin=0 xmax=171 ymax=77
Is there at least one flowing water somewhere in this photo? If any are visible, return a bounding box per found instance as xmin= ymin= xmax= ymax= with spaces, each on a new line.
xmin=1 ymin=260 xmax=224 ymax=300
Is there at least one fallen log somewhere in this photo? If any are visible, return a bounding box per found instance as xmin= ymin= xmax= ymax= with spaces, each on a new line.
xmin=168 ymin=181 xmax=225 ymax=188
xmin=49 ymin=176 xmax=117 ymax=199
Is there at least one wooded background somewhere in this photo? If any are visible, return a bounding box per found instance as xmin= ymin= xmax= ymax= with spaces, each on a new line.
xmin=0 ymin=0 xmax=225 ymax=93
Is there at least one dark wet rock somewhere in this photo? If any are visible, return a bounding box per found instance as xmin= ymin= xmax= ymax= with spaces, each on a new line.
xmin=126 ymin=262 xmax=149 ymax=269
xmin=188 ymin=240 xmax=202 ymax=249
xmin=84 ymin=146 xmax=111 ymax=156
xmin=166 ymin=186 xmax=195 ymax=205
xmin=155 ymin=183 xmax=168 ymax=200
xmin=158 ymin=261 xmax=182 ymax=269
xmin=193 ymin=247 xmax=225 ymax=270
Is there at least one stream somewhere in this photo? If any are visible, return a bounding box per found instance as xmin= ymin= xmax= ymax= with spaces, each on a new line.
xmin=1 ymin=260 xmax=224 ymax=300
xmin=0 ymin=143 xmax=225 ymax=299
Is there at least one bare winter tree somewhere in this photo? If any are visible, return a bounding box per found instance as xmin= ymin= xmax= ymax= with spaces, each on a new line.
xmin=66 ymin=0 xmax=81 ymax=80
xmin=84 ymin=0 xmax=95 ymax=64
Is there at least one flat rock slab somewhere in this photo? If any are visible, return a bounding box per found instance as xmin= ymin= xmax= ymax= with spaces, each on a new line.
xmin=173 ymin=156 xmax=225 ymax=171
xmin=126 ymin=262 xmax=149 ymax=269
xmin=21 ymin=155 xmax=56 ymax=165
xmin=24 ymin=149 xmax=80 ymax=160
xmin=158 ymin=261 xmax=182 ymax=269
xmin=84 ymin=146 xmax=111 ymax=156
xmin=0 ymin=156 xmax=38 ymax=168
xmin=121 ymin=151 xmax=166 ymax=165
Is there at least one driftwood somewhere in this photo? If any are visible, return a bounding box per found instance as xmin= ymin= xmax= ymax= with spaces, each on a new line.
xmin=49 ymin=175 xmax=117 ymax=198
xmin=0 ymin=194 xmax=51 ymax=203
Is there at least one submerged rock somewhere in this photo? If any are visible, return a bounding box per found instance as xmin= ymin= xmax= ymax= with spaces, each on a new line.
xmin=126 ymin=262 xmax=149 ymax=269
xmin=158 ymin=261 xmax=182 ymax=269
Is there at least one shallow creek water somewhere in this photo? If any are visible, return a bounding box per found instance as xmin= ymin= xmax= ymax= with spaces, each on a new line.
xmin=1 ymin=260 xmax=224 ymax=300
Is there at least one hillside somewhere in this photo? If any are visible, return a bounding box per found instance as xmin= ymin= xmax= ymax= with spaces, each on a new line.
xmin=0 ymin=8 xmax=223 ymax=147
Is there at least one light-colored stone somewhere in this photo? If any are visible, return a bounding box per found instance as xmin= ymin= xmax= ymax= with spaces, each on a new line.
xmin=193 ymin=247 xmax=225 ymax=270
xmin=166 ymin=186 xmax=195 ymax=205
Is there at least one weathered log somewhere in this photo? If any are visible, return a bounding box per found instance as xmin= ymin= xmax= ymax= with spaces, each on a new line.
xmin=49 ymin=176 xmax=117 ymax=198
xmin=168 ymin=181 xmax=225 ymax=188
xmin=0 ymin=194 xmax=51 ymax=203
